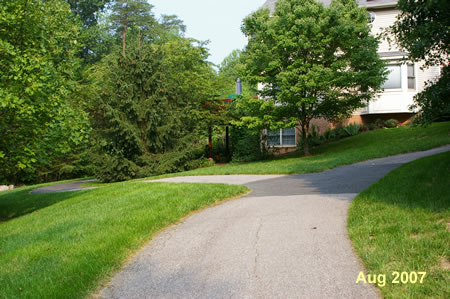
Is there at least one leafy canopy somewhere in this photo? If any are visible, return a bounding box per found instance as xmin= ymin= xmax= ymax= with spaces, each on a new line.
xmin=241 ymin=0 xmax=386 ymax=154
xmin=0 ymin=0 xmax=81 ymax=184
xmin=388 ymin=0 xmax=450 ymax=123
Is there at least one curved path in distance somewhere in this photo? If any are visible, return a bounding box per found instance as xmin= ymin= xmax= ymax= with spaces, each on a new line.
xmin=31 ymin=179 xmax=97 ymax=194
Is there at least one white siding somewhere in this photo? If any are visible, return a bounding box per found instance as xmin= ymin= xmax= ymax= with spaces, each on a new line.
xmin=359 ymin=8 xmax=443 ymax=116
xmin=369 ymin=8 xmax=400 ymax=53
xmin=416 ymin=62 xmax=441 ymax=93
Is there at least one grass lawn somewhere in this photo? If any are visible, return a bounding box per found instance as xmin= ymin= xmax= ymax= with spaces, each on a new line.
xmin=348 ymin=151 xmax=450 ymax=298
xmin=149 ymin=122 xmax=450 ymax=178
xmin=0 ymin=181 xmax=248 ymax=298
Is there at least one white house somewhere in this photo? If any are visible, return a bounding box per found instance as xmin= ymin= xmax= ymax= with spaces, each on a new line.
xmin=260 ymin=0 xmax=441 ymax=151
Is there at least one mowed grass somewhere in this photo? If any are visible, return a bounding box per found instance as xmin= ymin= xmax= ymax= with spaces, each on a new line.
xmin=150 ymin=122 xmax=450 ymax=178
xmin=348 ymin=151 xmax=450 ymax=298
xmin=0 ymin=182 xmax=248 ymax=298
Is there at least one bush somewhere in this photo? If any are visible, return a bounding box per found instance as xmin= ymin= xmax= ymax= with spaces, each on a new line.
xmin=384 ymin=119 xmax=399 ymax=128
xmin=335 ymin=127 xmax=349 ymax=139
xmin=211 ymin=136 xmax=229 ymax=162
xmin=199 ymin=158 xmax=215 ymax=168
xmin=323 ymin=128 xmax=335 ymax=140
xmin=299 ymin=125 xmax=323 ymax=151
xmin=374 ymin=118 xmax=385 ymax=129
xmin=368 ymin=123 xmax=377 ymax=130
xmin=344 ymin=123 xmax=361 ymax=136
xmin=231 ymin=127 xmax=267 ymax=162
xmin=359 ymin=124 xmax=369 ymax=132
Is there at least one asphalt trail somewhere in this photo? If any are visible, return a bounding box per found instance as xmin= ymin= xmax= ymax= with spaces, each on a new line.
xmin=101 ymin=145 xmax=450 ymax=298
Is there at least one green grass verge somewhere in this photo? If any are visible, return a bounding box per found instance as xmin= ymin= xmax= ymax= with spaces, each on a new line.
xmin=148 ymin=122 xmax=450 ymax=179
xmin=348 ymin=151 xmax=450 ymax=298
xmin=0 ymin=181 xmax=248 ymax=298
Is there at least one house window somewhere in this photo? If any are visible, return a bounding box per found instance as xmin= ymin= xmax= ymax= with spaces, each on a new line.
xmin=267 ymin=129 xmax=281 ymax=146
xmin=267 ymin=128 xmax=296 ymax=147
xmin=382 ymin=64 xmax=402 ymax=89
xmin=407 ymin=64 xmax=416 ymax=89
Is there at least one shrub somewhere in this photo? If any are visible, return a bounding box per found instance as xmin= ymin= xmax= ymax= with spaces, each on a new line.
xmin=344 ymin=123 xmax=361 ymax=136
xmin=359 ymin=124 xmax=369 ymax=132
xmin=374 ymin=118 xmax=385 ymax=129
xmin=323 ymin=128 xmax=334 ymax=140
xmin=335 ymin=127 xmax=349 ymax=139
xmin=299 ymin=125 xmax=323 ymax=151
xmin=368 ymin=123 xmax=377 ymax=130
xmin=198 ymin=158 xmax=215 ymax=168
xmin=231 ymin=127 xmax=267 ymax=162
xmin=385 ymin=119 xmax=399 ymax=128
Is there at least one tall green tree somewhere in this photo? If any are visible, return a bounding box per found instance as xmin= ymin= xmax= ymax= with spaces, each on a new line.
xmin=241 ymin=0 xmax=386 ymax=154
xmin=388 ymin=0 xmax=450 ymax=123
xmin=110 ymin=0 xmax=156 ymax=56
xmin=0 ymin=0 xmax=81 ymax=184
xmin=90 ymin=37 xmax=214 ymax=182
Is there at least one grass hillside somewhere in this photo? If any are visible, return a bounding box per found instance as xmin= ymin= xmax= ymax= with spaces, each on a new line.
xmin=348 ymin=151 xmax=450 ymax=298
xmin=149 ymin=122 xmax=450 ymax=177
xmin=0 ymin=182 xmax=248 ymax=298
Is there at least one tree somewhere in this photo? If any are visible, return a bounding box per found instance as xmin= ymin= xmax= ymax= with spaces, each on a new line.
xmin=0 ymin=0 xmax=81 ymax=184
xmin=110 ymin=0 xmax=156 ymax=56
xmin=66 ymin=0 xmax=114 ymax=65
xmin=388 ymin=0 xmax=450 ymax=123
xmin=90 ymin=37 xmax=214 ymax=182
xmin=241 ymin=0 xmax=386 ymax=155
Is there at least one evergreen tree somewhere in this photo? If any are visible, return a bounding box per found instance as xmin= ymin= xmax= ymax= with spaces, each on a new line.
xmin=91 ymin=38 xmax=213 ymax=182
xmin=110 ymin=0 xmax=156 ymax=56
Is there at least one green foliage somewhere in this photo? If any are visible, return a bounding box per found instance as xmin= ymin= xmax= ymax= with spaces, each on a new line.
xmin=384 ymin=119 xmax=399 ymax=128
xmin=374 ymin=118 xmax=385 ymax=129
xmin=66 ymin=0 xmax=112 ymax=28
xmin=241 ymin=0 xmax=386 ymax=154
xmin=66 ymin=0 xmax=114 ymax=64
xmin=298 ymin=125 xmax=324 ymax=151
xmin=410 ymin=66 xmax=450 ymax=123
xmin=110 ymin=0 xmax=156 ymax=55
xmin=216 ymin=49 xmax=257 ymax=98
xmin=344 ymin=123 xmax=361 ymax=136
xmin=368 ymin=123 xmax=377 ymax=131
xmin=389 ymin=0 xmax=449 ymax=67
xmin=91 ymin=37 xmax=213 ymax=182
xmin=0 ymin=0 xmax=81 ymax=184
xmin=389 ymin=0 xmax=450 ymax=123
xmin=231 ymin=126 xmax=267 ymax=162
xmin=110 ymin=0 xmax=155 ymax=35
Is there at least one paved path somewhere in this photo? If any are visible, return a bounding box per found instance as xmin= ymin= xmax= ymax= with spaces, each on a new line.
xmin=31 ymin=179 xmax=97 ymax=194
xmin=101 ymin=146 xmax=450 ymax=299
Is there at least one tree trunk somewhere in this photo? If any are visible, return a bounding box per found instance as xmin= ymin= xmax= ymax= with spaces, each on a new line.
xmin=225 ymin=126 xmax=229 ymax=158
xmin=208 ymin=126 xmax=213 ymax=159
xmin=301 ymin=122 xmax=310 ymax=156
xmin=122 ymin=24 xmax=127 ymax=56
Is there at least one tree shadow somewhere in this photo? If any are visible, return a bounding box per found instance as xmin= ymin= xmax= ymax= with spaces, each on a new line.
xmin=0 ymin=188 xmax=87 ymax=222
